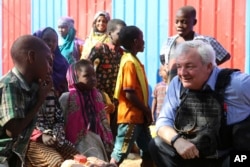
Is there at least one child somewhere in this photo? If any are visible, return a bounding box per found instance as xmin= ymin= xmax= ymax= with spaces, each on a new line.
xmin=151 ymin=65 xmax=168 ymax=123
xmin=88 ymin=18 xmax=126 ymax=137
xmin=59 ymin=60 xmax=113 ymax=162
xmin=160 ymin=6 xmax=230 ymax=83
xmin=81 ymin=11 xmax=110 ymax=59
xmin=0 ymin=35 xmax=53 ymax=166
xmin=25 ymin=90 xmax=79 ymax=167
xmin=58 ymin=16 xmax=84 ymax=64
xmin=110 ymin=26 xmax=153 ymax=167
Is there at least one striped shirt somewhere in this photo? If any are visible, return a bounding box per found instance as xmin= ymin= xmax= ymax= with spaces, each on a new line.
xmin=160 ymin=33 xmax=229 ymax=65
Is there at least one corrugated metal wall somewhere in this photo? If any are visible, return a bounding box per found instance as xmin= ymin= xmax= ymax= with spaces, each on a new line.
xmin=112 ymin=0 xmax=168 ymax=103
xmin=67 ymin=0 xmax=112 ymax=40
xmin=246 ymin=0 xmax=250 ymax=73
xmin=31 ymin=0 xmax=67 ymax=33
xmin=169 ymin=0 xmax=246 ymax=72
xmin=1 ymin=0 xmax=31 ymax=75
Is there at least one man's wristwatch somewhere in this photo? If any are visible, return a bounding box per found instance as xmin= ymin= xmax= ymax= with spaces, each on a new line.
xmin=171 ymin=133 xmax=182 ymax=146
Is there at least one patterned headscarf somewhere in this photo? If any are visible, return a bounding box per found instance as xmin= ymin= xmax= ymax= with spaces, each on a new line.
xmin=65 ymin=63 xmax=113 ymax=150
xmin=33 ymin=27 xmax=69 ymax=95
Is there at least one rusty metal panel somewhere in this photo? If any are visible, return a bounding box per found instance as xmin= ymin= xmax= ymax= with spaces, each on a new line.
xmin=169 ymin=0 xmax=246 ymax=72
xmin=1 ymin=0 xmax=31 ymax=75
xmin=67 ymin=0 xmax=112 ymax=40
xmin=246 ymin=0 xmax=250 ymax=73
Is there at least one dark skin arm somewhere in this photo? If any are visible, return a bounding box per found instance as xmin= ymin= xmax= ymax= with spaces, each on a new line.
xmin=125 ymin=90 xmax=152 ymax=125
xmin=4 ymin=77 xmax=53 ymax=138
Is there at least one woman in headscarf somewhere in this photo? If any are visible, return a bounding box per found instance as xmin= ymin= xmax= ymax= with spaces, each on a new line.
xmin=33 ymin=27 xmax=69 ymax=97
xmin=81 ymin=11 xmax=110 ymax=59
xmin=58 ymin=16 xmax=84 ymax=64
xmin=59 ymin=60 xmax=114 ymax=161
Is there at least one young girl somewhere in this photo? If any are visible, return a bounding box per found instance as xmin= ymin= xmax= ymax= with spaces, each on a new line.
xmin=58 ymin=16 xmax=84 ymax=64
xmin=59 ymin=60 xmax=113 ymax=162
xmin=81 ymin=11 xmax=110 ymax=59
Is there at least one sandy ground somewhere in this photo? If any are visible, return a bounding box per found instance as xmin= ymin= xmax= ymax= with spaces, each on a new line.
xmin=120 ymin=153 xmax=142 ymax=167
xmin=119 ymin=125 xmax=156 ymax=167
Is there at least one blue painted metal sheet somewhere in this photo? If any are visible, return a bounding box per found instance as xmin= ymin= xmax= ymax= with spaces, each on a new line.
xmin=112 ymin=0 xmax=168 ymax=105
xmin=31 ymin=0 xmax=67 ymax=33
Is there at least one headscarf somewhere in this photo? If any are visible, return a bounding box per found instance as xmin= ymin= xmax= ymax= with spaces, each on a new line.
xmin=93 ymin=11 xmax=110 ymax=25
xmin=66 ymin=62 xmax=78 ymax=91
xmin=58 ymin=16 xmax=77 ymax=64
xmin=65 ymin=63 xmax=113 ymax=148
xmin=33 ymin=27 xmax=69 ymax=95
xmin=81 ymin=11 xmax=110 ymax=59
xmin=58 ymin=16 xmax=74 ymax=29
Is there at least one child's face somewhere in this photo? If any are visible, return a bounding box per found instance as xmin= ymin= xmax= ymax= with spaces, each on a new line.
xmin=76 ymin=64 xmax=97 ymax=90
xmin=95 ymin=15 xmax=108 ymax=32
xmin=159 ymin=65 xmax=169 ymax=81
xmin=175 ymin=9 xmax=195 ymax=37
xmin=135 ymin=31 xmax=144 ymax=52
xmin=109 ymin=24 xmax=124 ymax=45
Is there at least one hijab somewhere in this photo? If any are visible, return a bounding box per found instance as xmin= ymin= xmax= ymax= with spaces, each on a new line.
xmin=33 ymin=27 xmax=69 ymax=95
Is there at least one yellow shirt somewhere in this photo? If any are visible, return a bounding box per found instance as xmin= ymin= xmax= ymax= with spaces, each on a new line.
xmin=114 ymin=52 xmax=149 ymax=124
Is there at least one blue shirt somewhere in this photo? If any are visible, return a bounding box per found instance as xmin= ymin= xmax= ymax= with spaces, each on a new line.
xmin=156 ymin=67 xmax=250 ymax=131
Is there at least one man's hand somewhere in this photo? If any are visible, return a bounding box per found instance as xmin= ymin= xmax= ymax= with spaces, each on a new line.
xmin=173 ymin=137 xmax=199 ymax=159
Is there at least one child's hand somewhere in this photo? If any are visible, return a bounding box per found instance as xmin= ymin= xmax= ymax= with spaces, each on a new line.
xmin=38 ymin=76 xmax=53 ymax=103
xmin=104 ymin=104 xmax=115 ymax=114
xmin=42 ymin=134 xmax=57 ymax=146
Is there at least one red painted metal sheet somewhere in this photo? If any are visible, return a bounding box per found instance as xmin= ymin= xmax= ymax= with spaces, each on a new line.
xmin=169 ymin=0 xmax=246 ymax=71
xmin=2 ymin=0 xmax=31 ymax=75
xmin=67 ymin=0 xmax=112 ymax=40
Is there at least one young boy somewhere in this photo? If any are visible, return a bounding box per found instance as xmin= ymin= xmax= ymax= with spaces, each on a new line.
xmin=151 ymin=65 xmax=168 ymax=123
xmin=110 ymin=26 xmax=153 ymax=167
xmin=0 ymin=35 xmax=53 ymax=166
xmin=160 ymin=5 xmax=230 ymax=83
xmin=88 ymin=19 xmax=126 ymax=137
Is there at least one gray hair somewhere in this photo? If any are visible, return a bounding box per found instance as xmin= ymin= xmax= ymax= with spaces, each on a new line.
xmin=175 ymin=40 xmax=216 ymax=67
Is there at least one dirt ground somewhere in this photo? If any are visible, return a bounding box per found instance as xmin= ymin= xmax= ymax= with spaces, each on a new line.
xmin=120 ymin=153 xmax=142 ymax=167
xmin=119 ymin=125 xmax=156 ymax=167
